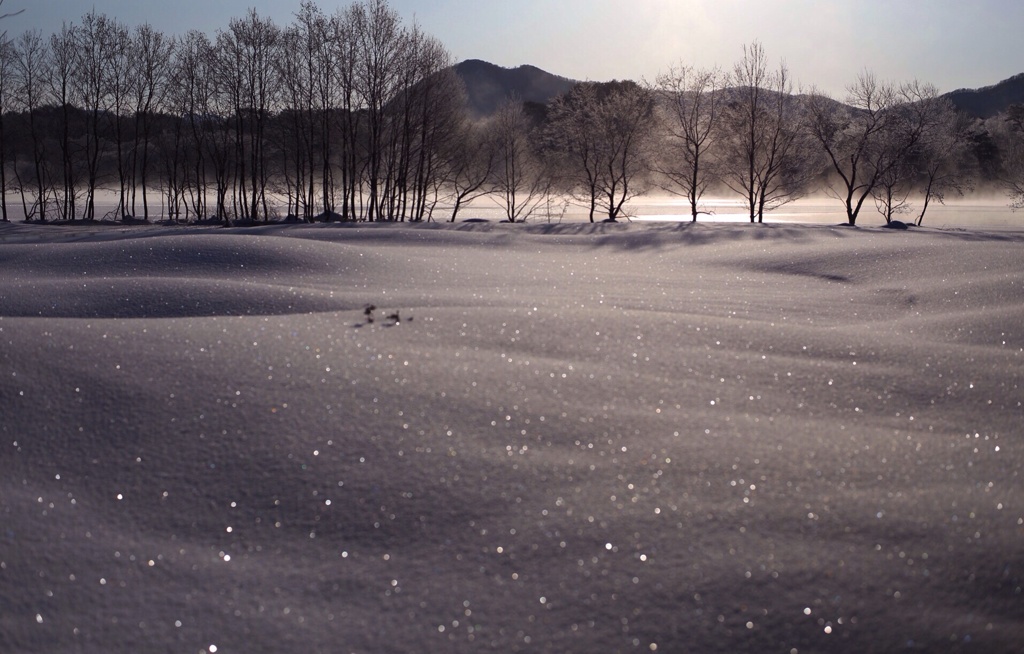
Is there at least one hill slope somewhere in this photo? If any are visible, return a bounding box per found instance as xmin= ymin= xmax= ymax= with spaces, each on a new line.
xmin=454 ymin=59 xmax=576 ymax=118
xmin=943 ymin=73 xmax=1024 ymax=118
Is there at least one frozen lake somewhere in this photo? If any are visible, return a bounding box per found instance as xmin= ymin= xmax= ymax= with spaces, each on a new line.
xmin=627 ymin=196 xmax=1021 ymax=230
xmin=10 ymin=192 xmax=1021 ymax=230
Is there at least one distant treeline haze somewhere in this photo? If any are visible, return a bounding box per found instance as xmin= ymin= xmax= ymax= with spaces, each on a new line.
xmin=0 ymin=0 xmax=1021 ymax=225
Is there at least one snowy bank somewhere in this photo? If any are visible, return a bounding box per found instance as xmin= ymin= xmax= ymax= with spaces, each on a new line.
xmin=1 ymin=221 xmax=1022 ymax=653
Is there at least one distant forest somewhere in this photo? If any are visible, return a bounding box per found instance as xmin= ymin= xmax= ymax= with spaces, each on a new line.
xmin=0 ymin=0 xmax=1022 ymax=225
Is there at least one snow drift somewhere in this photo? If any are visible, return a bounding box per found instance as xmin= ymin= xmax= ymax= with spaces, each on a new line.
xmin=1 ymin=221 xmax=1021 ymax=653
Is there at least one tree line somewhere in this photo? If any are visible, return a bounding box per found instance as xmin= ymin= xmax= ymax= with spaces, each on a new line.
xmin=0 ymin=0 xmax=1021 ymax=226
xmin=491 ymin=44 xmax=1019 ymax=226
xmin=549 ymin=42 xmax=1019 ymax=226
xmin=0 ymin=0 xmax=466 ymax=224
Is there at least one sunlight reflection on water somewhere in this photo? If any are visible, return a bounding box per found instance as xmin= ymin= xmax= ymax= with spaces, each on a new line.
xmin=626 ymin=196 xmax=1021 ymax=229
xmin=25 ymin=192 xmax=1021 ymax=230
xmin=451 ymin=195 xmax=1021 ymax=229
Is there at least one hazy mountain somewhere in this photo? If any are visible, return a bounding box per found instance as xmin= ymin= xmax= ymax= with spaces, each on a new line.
xmin=942 ymin=74 xmax=1024 ymax=118
xmin=454 ymin=59 xmax=576 ymax=118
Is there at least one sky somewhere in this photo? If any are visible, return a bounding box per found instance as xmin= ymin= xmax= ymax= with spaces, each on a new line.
xmin=3 ymin=0 xmax=1021 ymax=96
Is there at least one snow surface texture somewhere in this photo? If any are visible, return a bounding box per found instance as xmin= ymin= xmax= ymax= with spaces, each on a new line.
xmin=1 ymin=221 xmax=1022 ymax=653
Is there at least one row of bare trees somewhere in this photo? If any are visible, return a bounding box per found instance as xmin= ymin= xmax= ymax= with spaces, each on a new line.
xmin=0 ymin=2 xmax=1018 ymax=225
xmin=647 ymin=43 xmax=984 ymax=226
xmin=0 ymin=1 xmax=468 ymax=223
xmin=805 ymin=75 xmax=980 ymax=225
xmin=492 ymin=42 xmax=992 ymax=226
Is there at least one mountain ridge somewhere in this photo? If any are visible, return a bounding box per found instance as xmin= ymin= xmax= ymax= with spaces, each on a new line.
xmin=453 ymin=59 xmax=1024 ymax=119
xmin=944 ymin=72 xmax=1024 ymax=118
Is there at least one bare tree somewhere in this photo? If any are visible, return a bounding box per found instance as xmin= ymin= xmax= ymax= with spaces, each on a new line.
xmin=277 ymin=1 xmax=342 ymax=221
xmin=1002 ymin=105 xmax=1024 ymax=210
xmin=871 ymin=154 xmax=915 ymax=223
xmin=190 ymin=30 xmax=238 ymax=224
xmin=590 ymin=82 xmax=655 ymax=221
xmin=911 ymin=94 xmax=974 ymax=225
xmin=399 ymin=33 xmax=465 ymax=222
xmin=862 ymin=81 xmax=965 ymax=224
xmin=104 ymin=18 xmax=133 ymax=219
xmin=723 ymin=42 xmax=769 ymax=222
xmin=548 ymin=81 xmax=656 ymax=222
xmin=219 ymin=10 xmax=280 ymax=221
xmin=331 ymin=5 xmax=363 ymax=221
xmin=129 ymin=24 xmax=174 ymax=219
xmin=0 ymin=1 xmax=14 ymax=220
xmin=547 ymin=84 xmax=601 ymax=220
xmin=443 ymin=119 xmax=496 ymax=222
xmin=153 ymin=105 xmax=187 ymax=222
xmin=75 ymin=11 xmax=118 ymax=221
xmin=722 ymin=43 xmax=811 ymax=223
xmin=352 ymin=0 xmax=407 ymax=221
xmin=868 ymin=81 xmax=925 ymax=223
xmin=490 ymin=96 xmax=548 ymax=223
xmin=276 ymin=20 xmax=316 ymax=219
xmin=651 ymin=64 xmax=723 ymax=221
xmin=0 ymin=32 xmax=12 ymax=221
xmin=308 ymin=4 xmax=340 ymax=216
xmin=806 ymin=72 xmax=928 ymax=225
xmin=12 ymin=30 xmax=49 ymax=221
xmin=48 ymin=23 xmax=80 ymax=220
xmin=171 ymin=30 xmax=217 ymax=221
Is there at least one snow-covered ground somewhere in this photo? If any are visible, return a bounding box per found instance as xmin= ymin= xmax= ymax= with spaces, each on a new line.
xmin=1 ymin=220 xmax=1022 ymax=653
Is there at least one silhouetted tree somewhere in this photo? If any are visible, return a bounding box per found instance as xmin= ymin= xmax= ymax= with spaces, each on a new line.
xmin=0 ymin=2 xmax=16 ymax=220
xmin=12 ymin=30 xmax=49 ymax=221
xmin=443 ymin=119 xmax=496 ymax=222
xmin=171 ymin=31 xmax=219 ymax=220
xmin=400 ymin=35 xmax=465 ymax=221
xmin=332 ymin=5 xmax=363 ymax=221
xmin=806 ymin=72 xmax=928 ymax=225
xmin=307 ymin=4 xmax=340 ymax=216
xmin=218 ymin=10 xmax=280 ymax=221
xmin=651 ymin=64 xmax=723 ymax=222
xmin=0 ymin=33 xmax=12 ymax=221
xmin=352 ymin=0 xmax=407 ymax=221
xmin=491 ymin=96 xmax=548 ymax=222
xmin=903 ymin=84 xmax=974 ymax=225
xmin=722 ymin=43 xmax=812 ymax=223
xmin=917 ymin=131 xmax=971 ymax=222
xmin=48 ymin=23 xmax=79 ymax=220
xmin=103 ymin=18 xmax=132 ymax=218
xmin=276 ymin=20 xmax=316 ymax=219
xmin=75 ymin=11 xmax=119 ymax=221
xmin=546 ymin=84 xmax=601 ymax=221
xmin=129 ymin=24 xmax=174 ymax=219
xmin=870 ymin=150 xmax=914 ymax=223
xmin=860 ymin=81 xmax=970 ymax=224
